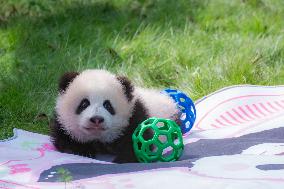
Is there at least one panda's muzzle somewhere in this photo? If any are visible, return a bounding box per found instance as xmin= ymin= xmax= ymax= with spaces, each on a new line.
xmin=90 ymin=116 xmax=104 ymax=124
xmin=86 ymin=116 xmax=106 ymax=131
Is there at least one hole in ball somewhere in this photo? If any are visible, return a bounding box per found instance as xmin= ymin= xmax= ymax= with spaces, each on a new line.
xmin=149 ymin=144 xmax=158 ymax=153
xmin=134 ymin=128 xmax=140 ymax=137
xmin=185 ymin=121 xmax=191 ymax=129
xmin=178 ymin=105 xmax=185 ymax=110
xmin=156 ymin=121 xmax=169 ymax=131
xmin=171 ymin=132 xmax=180 ymax=145
xmin=191 ymin=106 xmax=195 ymax=114
xmin=137 ymin=141 xmax=142 ymax=150
xmin=142 ymin=128 xmax=154 ymax=141
xmin=162 ymin=146 xmax=174 ymax=159
xmin=180 ymin=113 xmax=186 ymax=121
xmin=156 ymin=122 xmax=164 ymax=128
xmin=143 ymin=119 xmax=154 ymax=125
xmin=158 ymin=135 xmax=168 ymax=144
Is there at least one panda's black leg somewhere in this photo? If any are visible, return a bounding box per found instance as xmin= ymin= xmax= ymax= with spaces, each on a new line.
xmin=111 ymin=136 xmax=138 ymax=163
xmin=50 ymin=117 xmax=98 ymax=158
xmin=109 ymin=130 xmax=139 ymax=163
xmin=113 ymin=151 xmax=138 ymax=163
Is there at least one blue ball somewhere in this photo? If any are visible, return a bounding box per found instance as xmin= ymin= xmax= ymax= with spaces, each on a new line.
xmin=162 ymin=89 xmax=196 ymax=134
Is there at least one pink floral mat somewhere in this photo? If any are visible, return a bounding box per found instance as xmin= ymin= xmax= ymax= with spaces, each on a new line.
xmin=1 ymin=85 xmax=284 ymax=189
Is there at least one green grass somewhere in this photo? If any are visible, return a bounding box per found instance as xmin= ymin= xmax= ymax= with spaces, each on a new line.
xmin=0 ymin=0 xmax=283 ymax=139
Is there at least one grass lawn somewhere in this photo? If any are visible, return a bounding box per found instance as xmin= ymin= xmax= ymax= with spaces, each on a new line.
xmin=0 ymin=0 xmax=283 ymax=139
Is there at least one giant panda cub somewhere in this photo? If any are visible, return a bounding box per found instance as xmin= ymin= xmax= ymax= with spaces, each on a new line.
xmin=50 ymin=69 xmax=180 ymax=163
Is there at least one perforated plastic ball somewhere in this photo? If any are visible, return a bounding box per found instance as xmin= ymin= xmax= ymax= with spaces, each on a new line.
xmin=162 ymin=89 xmax=196 ymax=134
xmin=132 ymin=117 xmax=184 ymax=163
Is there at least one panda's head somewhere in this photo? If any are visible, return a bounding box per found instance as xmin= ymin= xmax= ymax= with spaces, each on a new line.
xmin=55 ymin=69 xmax=135 ymax=143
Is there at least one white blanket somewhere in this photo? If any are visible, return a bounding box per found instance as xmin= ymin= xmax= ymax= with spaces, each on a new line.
xmin=0 ymin=85 xmax=284 ymax=189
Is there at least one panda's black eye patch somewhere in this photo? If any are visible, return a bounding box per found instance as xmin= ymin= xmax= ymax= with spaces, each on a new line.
xmin=103 ymin=100 xmax=115 ymax=115
xmin=76 ymin=98 xmax=90 ymax=114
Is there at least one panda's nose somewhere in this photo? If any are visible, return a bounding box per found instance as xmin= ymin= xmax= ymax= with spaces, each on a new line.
xmin=90 ymin=116 xmax=104 ymax=124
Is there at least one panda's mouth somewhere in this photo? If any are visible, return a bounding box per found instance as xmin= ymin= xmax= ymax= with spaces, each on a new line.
xmin=85 ymin=127 xmax=105 ymax=131
xmin=84 ymin=124 xmax=106 ymax=132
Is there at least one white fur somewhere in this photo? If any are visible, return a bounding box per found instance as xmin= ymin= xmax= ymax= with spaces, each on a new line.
xmin=56 ymin=69 xmax=134 ymax=143
xmin=56 ymin=69 xmax=178 ymax=143
xmin=135 ymin=87 xmax=178 ymax=119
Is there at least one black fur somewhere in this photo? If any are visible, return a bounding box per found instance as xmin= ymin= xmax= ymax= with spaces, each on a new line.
xmin=59 ymin=72 xmax=79 ymax=93
xmin=49 ymin=99 xmax=149 ymax=163
xmin=116 ymin=76 xmax=134 ymax=101
xmin=76 ymin=98 xmax=90 ymax=115
xmin=103 ymin=100 xmax=115 ymax=115
xmin=108 ymin=99 xmax=150 ymax=163
xmin=49 ymin=116 xmax=103 ymax=158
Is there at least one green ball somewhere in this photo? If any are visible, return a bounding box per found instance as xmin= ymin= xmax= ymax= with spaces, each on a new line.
xmin=132 ymin=117 xmax=184 ymax=163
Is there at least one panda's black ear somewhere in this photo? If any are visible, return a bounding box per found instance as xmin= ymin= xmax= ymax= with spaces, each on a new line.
xmin=116 ymin=76 xmax=134 ymax=101
xmin=59 ymin=72 xmax=79 ymax=93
